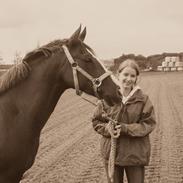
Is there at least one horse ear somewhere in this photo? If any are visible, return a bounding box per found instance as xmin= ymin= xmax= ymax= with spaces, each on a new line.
xmin=79 ymin=27 xmax=87 ymax=41
xmin=70 ymin=25 xmax=82 ymax=40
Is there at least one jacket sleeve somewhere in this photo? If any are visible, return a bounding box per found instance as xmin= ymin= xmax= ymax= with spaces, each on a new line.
xmin=121 ymin=96 xmax=156 ymax=137
xmin=92 ymin=100 xmax=110 ymax=137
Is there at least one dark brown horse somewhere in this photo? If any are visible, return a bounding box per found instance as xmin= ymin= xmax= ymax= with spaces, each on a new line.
xmin=0 ymin=26 xmax=121 ymax=183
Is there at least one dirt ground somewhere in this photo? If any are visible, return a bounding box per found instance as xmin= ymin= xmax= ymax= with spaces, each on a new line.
xmin=21 ymin=72 xmax=183 ymax=183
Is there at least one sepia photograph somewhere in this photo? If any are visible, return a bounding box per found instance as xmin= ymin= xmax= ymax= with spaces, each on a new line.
xmin=0 ymin=0 xmax=183 ymax=182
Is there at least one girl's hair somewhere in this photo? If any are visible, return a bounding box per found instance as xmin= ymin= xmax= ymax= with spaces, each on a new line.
xmin=118 ymin=59 xmax=140 ymax=76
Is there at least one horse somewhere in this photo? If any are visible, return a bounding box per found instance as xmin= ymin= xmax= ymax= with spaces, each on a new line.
xmin=0 ymin=26 xmax=121 ymax=183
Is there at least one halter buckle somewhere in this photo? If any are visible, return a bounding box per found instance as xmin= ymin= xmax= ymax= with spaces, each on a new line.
xmin=71 ymin=62 xmax=78 ymax=68
xmin=92 ymin=78 xmax=102 ymax=87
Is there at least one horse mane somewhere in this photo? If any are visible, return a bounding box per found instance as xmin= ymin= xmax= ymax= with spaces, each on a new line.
xmin=0 ymin=40 xmax=64 ymax=95
xmin=23 ymin=39 xmax=95 ymax=62
xmin=23 ymin=40 xmax=67 ymax=62
xmin=0 ymin=39 xmax=95 ymax=95
xmin=0 ymin=62 xmax=31 ymax=95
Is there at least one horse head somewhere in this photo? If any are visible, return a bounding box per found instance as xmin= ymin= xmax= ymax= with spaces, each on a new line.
xmin=22 ymin=25 xmax=121 ymax=106
xmin=61 ymin=25 xmax=121 ymax=106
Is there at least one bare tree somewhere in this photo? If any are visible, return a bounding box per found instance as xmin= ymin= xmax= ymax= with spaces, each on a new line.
xmin=13 ymin=51 xmax=22 ymax=65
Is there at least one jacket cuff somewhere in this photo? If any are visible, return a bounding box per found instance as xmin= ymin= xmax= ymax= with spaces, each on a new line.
xmin=120 ymin=123 xmax=128 ymax=134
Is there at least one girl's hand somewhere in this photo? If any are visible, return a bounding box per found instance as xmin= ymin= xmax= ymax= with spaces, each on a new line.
xmin=101 ymin=113 xmax=108 ymax=119
xmin=114 ymin=124 xmax=121 ymax=130
xmin=114 ymin=125 xmax=121 ymax=137
xmin=106 ymin=122 xmax=121 ymax=138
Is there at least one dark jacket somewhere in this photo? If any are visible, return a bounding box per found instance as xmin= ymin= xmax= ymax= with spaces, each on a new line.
xmin=92 ymin=88 xmax=156 ymax=166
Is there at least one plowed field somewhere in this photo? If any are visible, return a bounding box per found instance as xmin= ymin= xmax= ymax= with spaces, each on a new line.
xmin=21 ymin=72 xmax=183 ymax=183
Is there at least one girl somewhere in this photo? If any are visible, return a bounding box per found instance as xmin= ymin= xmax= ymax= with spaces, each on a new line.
xmin=92 ymin=59 xmax=156 ymax=183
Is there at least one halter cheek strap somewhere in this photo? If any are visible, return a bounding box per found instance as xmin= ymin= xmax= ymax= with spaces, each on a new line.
xmin=62 ymin=45 xmax=111 ymax=98
xmin=62 ymin=45 xmax=81 ymax=95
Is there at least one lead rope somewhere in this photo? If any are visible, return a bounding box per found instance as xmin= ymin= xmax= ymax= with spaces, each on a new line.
xmin=104 ymin=117 xmax=120 ymax=183
xmin=109 ymin=137 xmax=117 ymax=183
xmin=80 ymin=94 xmax=119 ymax=183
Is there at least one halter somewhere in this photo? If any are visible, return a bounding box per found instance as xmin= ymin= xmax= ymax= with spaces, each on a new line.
xmin=62 ymin=45 xmax=111 ymax=98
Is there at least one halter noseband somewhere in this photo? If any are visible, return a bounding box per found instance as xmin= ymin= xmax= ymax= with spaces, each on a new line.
xmin=62 ymin=45 xmax=111 ymax=98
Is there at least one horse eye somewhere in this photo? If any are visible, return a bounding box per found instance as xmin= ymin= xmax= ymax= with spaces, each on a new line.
xmin=81 ymin=54 xmax=92 ymax=62
xmin=86 ymin=57 xmax=92 ymax=62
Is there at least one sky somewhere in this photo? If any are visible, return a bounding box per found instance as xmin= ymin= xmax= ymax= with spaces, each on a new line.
xmin=0 ymin=0 xmax=183 ymax=63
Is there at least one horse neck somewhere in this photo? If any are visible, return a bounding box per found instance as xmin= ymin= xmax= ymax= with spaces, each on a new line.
xmin=12 ymin=58 xmax=67 ymax=132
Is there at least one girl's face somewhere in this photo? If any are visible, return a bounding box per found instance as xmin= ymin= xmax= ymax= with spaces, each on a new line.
xmin=118 ymin=66 xmax=137 ymax=90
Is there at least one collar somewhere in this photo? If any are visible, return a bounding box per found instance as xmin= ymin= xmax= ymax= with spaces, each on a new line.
xmin=121 ymin=85 xmax=141 ymax=104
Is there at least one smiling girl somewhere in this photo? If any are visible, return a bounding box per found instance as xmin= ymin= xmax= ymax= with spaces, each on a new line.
xmin=92 ymin=59 xmax=156 ymax=183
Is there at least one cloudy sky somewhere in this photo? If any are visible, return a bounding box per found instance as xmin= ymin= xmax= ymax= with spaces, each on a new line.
xmin=0 ymin=0 xmax=183 ymax=63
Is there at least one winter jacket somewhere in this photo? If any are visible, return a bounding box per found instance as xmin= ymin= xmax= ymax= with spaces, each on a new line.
xmin=92 ymin=88 xmax=156 ymax=166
